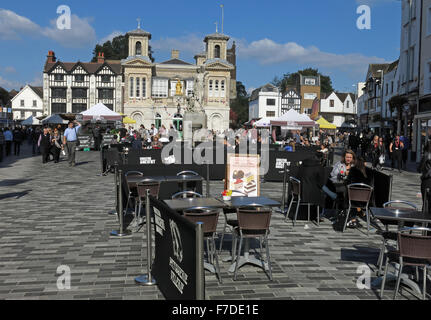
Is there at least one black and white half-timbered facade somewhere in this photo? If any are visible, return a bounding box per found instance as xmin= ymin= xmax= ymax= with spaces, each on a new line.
xmin=43 ymin=51 xmax=122 ymax=115
xmin=281 ymin=88 xmax=301 ymax=114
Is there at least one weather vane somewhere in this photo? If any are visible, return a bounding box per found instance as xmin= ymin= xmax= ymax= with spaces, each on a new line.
xmin=137 ymin=18 xmax=141 ymax=29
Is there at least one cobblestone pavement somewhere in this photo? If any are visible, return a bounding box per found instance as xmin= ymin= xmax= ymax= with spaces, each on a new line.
xmin=0 ymin=144 xmax=427 ymax=300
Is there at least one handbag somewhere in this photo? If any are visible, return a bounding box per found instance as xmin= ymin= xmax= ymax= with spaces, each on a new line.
xmin=379 ymin=155 xmax=385 ymax=164
xmin=75 ymin=127 xmax=80 ymax=147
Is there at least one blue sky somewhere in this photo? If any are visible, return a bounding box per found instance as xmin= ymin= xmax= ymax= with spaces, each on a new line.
xmin=0 ymin=0 xmax=401 ymax=94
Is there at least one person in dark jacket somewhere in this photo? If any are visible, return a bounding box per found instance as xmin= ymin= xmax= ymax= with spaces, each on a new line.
xmin=38 ymin=127 xmax=51 ymax=164
xmin=92 ymin=125 xmax=102 ymax=151
xmin=0 ymin=128 xmax=4 ymax=162
xmin=369 ymin=135 xmax=385 ymax=169
xmin=13 ymin=127 xmax=23 ymax=156
xmin=50 ymin=128 xmax=62 ymax=163
xmin=418 ymin=142 xmax=431 ymax=211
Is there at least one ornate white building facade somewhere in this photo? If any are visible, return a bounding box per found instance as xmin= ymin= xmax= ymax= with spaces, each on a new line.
xmin=122 ymin=25 xmax=237 ymax=132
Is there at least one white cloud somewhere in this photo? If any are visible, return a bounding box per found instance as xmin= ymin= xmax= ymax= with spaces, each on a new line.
xmin=99 ymin=30 xmax=124 ymax=44
xmin=0 ymin=9 xmax=41 ymax=40
xmin=235 ymin=38 xmax=388 ymax=76
xmin=0 ymin=75 xmax=21 ymax=90
xmin=0 ymin=9 xmax=96 ymax=48
xmin=29 ymin=73 xmax=43 ymax=87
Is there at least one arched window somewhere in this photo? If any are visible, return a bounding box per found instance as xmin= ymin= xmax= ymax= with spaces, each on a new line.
xmin=221 ymin=80 xmax=225 ymax=98
xmin=136 ymin=78 xmax=140 ymax=98
xmin=214 ymin=45 xmax=220 ymax=58
xmin=155 ymin=113 xmax=161 ymax=129
xmin=135 ymin=41 xmax=142 ymax=55
xmin=130 ymin=77 xmax=134 ymax=98
xmin=215 ymin=80 xmax=219 ymax=97
xmin=142 ymin=78 xmax=146 ymax=98
xmin=209 ymin=80 xmax=213 ymax=97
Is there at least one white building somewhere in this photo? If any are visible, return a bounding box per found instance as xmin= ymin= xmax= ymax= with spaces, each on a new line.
xmin=43 ymin=51 xmax=123 ymax=115
xmin=248 ymin=83 xmax=281 ymax=121
xmin=320 ymin=92 xmax=356 ymax=127
xmin=11 ymin=85 xmax=44 ymax=121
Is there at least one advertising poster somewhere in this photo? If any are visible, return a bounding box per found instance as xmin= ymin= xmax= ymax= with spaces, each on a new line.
xmin=226 ymin=154 xmax=260 ymax=197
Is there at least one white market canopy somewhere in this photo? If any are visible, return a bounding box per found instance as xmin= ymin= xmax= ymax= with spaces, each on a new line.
xmin=41 ymin=114 xmax=68 ymax=125
xmin=254 ymin=117 xmax=271 ymax=128
xmin=270 ymin=109 xmax=316 ymax=128
xmin=80 ymin=103 xmax=122 ymax=121
xmin=21 ymin=115 xmax=41 ymax=126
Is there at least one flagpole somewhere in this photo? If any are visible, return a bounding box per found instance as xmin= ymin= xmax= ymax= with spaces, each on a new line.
xmin=220 ymin=4 xmax=224 ymax=34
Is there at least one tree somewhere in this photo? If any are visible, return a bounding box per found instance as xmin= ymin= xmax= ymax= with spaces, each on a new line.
xmin=272 ymin=68 xmax=334 ymax=94
xmin=0 ymin=87 xmax=11 ymax=106
xmin=230 ymin=81 xmax=249 ymax=128
xmin=91 ymin=35 xmax=155 ymax=62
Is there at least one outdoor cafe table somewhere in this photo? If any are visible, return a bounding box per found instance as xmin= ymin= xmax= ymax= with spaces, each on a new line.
xmin=163 ymin=197 xmax=228 ymax=212
xmin=370 ymin=207 xmax=431 ymax=294
xmin=220 ymin=196 xmax=280 ymax=273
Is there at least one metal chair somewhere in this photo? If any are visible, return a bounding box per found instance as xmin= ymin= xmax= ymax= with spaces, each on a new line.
xmin=177 ymin=170 xmax=199 ymax=192
xmin=380 ymin=227 xmax=431 ymax=300
xmin=285 ymin=177 xmax=320 ymax=226
xmin=136 ymin=179 xmax=161 ymax=231
xmin=183 ymin=207 xmax=222 ymax=283
xmin=343 ymin=183 xmax=373 ymax=235
xmin=124 ymin=171 xmax=143 ymax=220
xmin=376 ymin=201 xmax=417 ymax=276
xmin=171 ymin=191 xmax=203 ymax=199
xmin=233 ymin=205 xmax=273 ymax=281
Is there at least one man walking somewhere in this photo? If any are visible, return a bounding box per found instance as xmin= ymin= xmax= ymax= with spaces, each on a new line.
xmin=92 ymin=124 xmax=102 ymax=151
xmin=63 ymin=120 xmax=81 ymax=167
xmin=13 ymin=126 xmax=23 ymax=156
xmin=390 ymin=135 xmax=404 ymax=173
xmin=3 ymin=127 xmax=12 ymax=156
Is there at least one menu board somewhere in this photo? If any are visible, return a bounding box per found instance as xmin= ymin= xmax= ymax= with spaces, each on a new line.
xmin=225 ymin=154 xmax=260 ymax=197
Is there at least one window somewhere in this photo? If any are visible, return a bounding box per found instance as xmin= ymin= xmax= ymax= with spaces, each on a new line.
xmin=386 ymin=83 xmax=388 ymax=95
xmin=101 ymin=75 xmax=111 ymax=83
xmin=266 ymin=99 xmax=276 ymax=106
xmin=130 ymin=77 xmax=134 ymax=98
xmin=32 ymin=111 xmax=36 ymax=117
xmin=136 ymin=41 xmax=142 ymax=55
xmin=72 ymin=103 xmax=87 ymax=113
xmin=410 ymin=47 xmax=415 ymax=81
xmin=428 ymin=62 xmax=431 ymax=91
xmin=105 ymin=104 xmax=113 ymax=110
xmin=221 ymin=80 xmax=225 ymax=98
xmin=186 ymin=80 xmax=194 ymax=97
xmin=347 ymin=101 xmax=350 ymax=108
xmin=304 ymin=93 xmax=317 ymax=100
xmin=20 ymin=100 xmax=24 ymax=107
xmin=266 ymin=111 xmax=275 ymax=117
xmin=98 ymin=89 xmax=113 ymax=99
xmin=54 ymin=74 xmax=64 ymax=81
xmin=330 ymin=100 xmax=334 ymax=108
xmin=209 ymin=80 xmax=213 ymax=97
xmin=52 ymin=103 xmax=66 ymax=113
xmin=20 ymin=111 xmax=25 ymax=118
xmin=52 ymin=88 xmax=66 ymax=98
xmin=391 ymin=81 xmax=394 ymax=93
xmin=75 ymin=75 xmax=85 ymax=82
xmin=215 ymin=80 xmax=219 ymax=96
xmin=304 ymin=78 xmax=316 ymax=85
xmin=155 ymin=113 xmax=161 ymax=129
xmin=72 ymin=88 xmax=87 ymax=99
xmin=152 ymin=79 xmax=168 ymax=98
xmin=33 ymin=100 xmax=37 ymax=107
xmin=214 ymin=45 xmax=220 ymax=59
xmin=136 ymin=78 xmax=140 ymax=98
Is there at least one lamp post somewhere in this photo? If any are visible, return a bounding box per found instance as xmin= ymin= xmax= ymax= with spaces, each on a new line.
xmin=377 ymin=69 xmax=384 ymax=136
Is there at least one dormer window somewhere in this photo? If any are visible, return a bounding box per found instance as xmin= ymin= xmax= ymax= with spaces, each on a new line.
xmin=214 ymin=45 xmax=220 ymax=59
xmin=75 ymin=75 xmax=85 ymax=83
xmin=136 ymin=41 xmax=142 ymax=55
xmin=101 ymin=75 xmax=111 ymax=83
xmin=54 ymin=74 xmax=64 ymax=81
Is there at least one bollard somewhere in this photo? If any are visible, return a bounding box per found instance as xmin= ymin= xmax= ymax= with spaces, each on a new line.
xmin=108 ymin=162 xmax=118 ymax=215
xmin=206 ymin=161 xmax=210 ymax=198
xmin=135 ymin=189 xmax=157 ymax=286
xmin=195 ymin=222 xmax=205 ymax=300
xmin=276 ymin=163 xmax=288 ymax=214
xmin=110 ymin=169 xmax=131 ymax=237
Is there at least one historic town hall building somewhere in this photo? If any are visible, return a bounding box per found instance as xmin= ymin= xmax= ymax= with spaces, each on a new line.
xmin=42 ymin=24 xmax=237 ymax=132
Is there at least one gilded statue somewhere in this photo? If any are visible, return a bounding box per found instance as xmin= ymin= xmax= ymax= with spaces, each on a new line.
xmin=175 ymin=80 xmax=182 ymax=96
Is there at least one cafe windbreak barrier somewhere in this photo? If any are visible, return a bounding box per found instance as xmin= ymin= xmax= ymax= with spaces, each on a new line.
xmin=151 ymin=197 xmax=205 ymax=300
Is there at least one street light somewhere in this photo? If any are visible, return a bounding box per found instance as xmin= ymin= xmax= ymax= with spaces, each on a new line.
xmin=377 ymin=69 xmax=384 ymax=135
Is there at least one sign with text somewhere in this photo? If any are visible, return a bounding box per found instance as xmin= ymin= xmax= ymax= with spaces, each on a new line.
xmin=151 ymin=197 xmax=199 ymax=300
xmin=225 ymin=154 xmax=260 ymax=197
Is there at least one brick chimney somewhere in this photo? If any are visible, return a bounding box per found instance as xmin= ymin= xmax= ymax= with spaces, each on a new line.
xmin=47 ymin=50 xmax=56 ymax=63
xmin=97 ymin=52 xmax=105 ymax=64
xmin=171 ymin=50 xmax=179 ymax=59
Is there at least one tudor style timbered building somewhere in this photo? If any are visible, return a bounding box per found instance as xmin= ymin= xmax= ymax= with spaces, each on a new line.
xmin=281 ymin=87 xmax=301 ymax=114
xmin=43 ymin=51 xmax=122 ymax=115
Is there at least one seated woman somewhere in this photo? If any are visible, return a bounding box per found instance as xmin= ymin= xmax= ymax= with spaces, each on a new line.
xmin=151 ymin=135 xmax=163 ymax=149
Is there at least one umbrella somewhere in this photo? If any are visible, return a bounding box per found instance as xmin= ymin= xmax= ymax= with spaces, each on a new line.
xmin=123 ymin=116 xmax=136 ymax=124
xmin=317 ymin=117 xmax=337 ymax=129
xmin=41 ymin=114 xmax=68 ymax=125
xmin=21 ymin=116 xmax=41 ymax=126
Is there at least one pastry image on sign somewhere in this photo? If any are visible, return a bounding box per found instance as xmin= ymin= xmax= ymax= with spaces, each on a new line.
xmin=244 ymin=180 xmax=257 ymax=195
xmin=232 ymin=170 xmax=244 ymax=191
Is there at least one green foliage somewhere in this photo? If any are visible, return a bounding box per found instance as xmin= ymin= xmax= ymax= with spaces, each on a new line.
xmin=91 ymin=35 xmax=155 ymax=62
xmin=272 ymin=68 xmax=334 ymax=94
xmin=230 ymin=81 xmax=249 ymax=128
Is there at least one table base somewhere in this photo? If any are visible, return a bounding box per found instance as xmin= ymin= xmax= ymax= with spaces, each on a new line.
xmin=135 ymin=275 xmax=157 ymax=286
xmin=228 ymin=253 xmax=269 ymax=273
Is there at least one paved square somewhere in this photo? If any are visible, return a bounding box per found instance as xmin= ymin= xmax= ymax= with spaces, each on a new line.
xmin=0 ymin=145 xmax=427 ymax=300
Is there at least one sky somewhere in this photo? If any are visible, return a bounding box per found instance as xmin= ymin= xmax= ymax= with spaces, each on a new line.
xmin=0 ymin=0 xmax=401 ymax=94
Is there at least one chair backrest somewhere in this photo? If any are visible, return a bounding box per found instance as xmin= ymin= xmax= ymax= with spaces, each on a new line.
xmin=125 ymin=171 xmax=143 ymax=177
xmin=237 ymin=206 xmax=272 ymax=235
xmin=398 ymin=228 xmax=431 ymax=260
xmin=171 ymin=191 xmax=203 ymax=199
xmin=289 ymin=177 xmax=301 ymax=196
xmin=177 ymin=170 xmax=199 ymax=176
xmin=137 ymin=181 xmax=160 ymax=199
xmin=347 ymin=183 xmax=373 ymax=204
xmin=183 ymin=207 xmax=219 ymax=234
